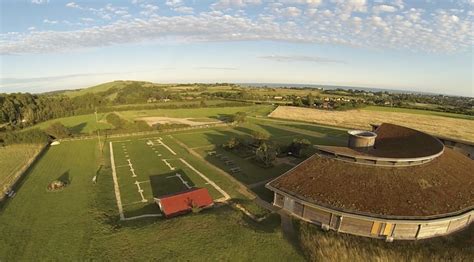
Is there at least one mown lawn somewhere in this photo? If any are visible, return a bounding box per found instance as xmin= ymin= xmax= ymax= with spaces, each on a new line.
xmin=0 ymin=139 xmax=303 ymax=261
xmin=0 ymin=143 xmax=44 ymax=191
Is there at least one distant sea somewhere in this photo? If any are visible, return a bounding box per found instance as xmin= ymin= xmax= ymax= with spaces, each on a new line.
xmin=239 ymin=83 xmax=441 ymax=96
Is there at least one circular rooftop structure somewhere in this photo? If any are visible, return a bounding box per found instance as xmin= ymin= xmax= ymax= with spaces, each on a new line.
xmin=267 ymin=123 xmax=474 ymax=240
xmin=347 ymin=130 xmax=377 ymax=149
xmin=319 ymin=123 xmax=445 ymax=167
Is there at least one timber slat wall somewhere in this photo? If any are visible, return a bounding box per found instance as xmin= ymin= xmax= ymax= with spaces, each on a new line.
xmin=271 ymin=191 xmax=473 ymax=240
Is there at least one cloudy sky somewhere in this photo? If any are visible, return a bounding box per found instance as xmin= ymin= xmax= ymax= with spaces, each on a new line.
xmin=0 ymin=0 xmax=473 ymax=96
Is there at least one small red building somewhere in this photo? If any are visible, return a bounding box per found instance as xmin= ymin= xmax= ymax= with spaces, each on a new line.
xmin=155 ymin=188 xmax=214 ymax=218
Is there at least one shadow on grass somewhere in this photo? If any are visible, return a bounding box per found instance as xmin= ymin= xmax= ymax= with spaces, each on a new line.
xmin=69 ymin=122 xmax=88 ymax=134
xmin=57 ymin=170 xmax=71 ymax=185
xmin=149 ymin=169 xmax=196 ymax=197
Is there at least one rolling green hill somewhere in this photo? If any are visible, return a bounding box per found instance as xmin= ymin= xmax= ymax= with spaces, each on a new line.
xmin=62 ymin=81 xmax=152 ymax=97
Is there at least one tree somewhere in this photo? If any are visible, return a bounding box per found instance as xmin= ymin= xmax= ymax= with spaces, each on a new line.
xmin=255 ymin=141 xmax=277 ymax=167
xmin=223 ymin=137 xmax=241 ymax=150
xmin=45 ymin=122 xmax=71 ymax=139
xmin=293 ymin=97 xmax=303 ymax=107
xmin=251 ymin=131 xmax=269 ymax=145
xmin=230 ymin=112 xmax=246 ymax=124
xmin=307 ymin=93 xmax=314 ymax=107
xmin=289 ymin=138 xmax=312 ymax=157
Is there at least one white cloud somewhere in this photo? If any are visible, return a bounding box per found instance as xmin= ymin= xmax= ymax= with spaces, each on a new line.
xmin=373 ymin=5 xmax=397 ymax=13
xmin=165 ymin=0 xmax=183 ymax=7
xmin=43 ymin=19 xmax=58 ymax=24
xmin=174 ymin=6 xmax=194 ymax=14
xmin=1 ymin=1 xmax=473 ymax=55
xmin=260 ymin=55 xmax=345 ymax=63
xmin=80 ymin=18 xmax=95 ymax=23
xmin=212 ymin=0 xmax=262 ymax=10
xmin=283 ymin=7 xmax=302 ymax=17
xmin=66 ymin=2 xmax=81 ymax=9
xmin=31 ymin=0 xmax=49 ymax=4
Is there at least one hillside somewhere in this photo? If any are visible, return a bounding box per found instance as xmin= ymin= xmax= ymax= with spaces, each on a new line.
xmin=61 ymin=80 xmax=157 ymax=98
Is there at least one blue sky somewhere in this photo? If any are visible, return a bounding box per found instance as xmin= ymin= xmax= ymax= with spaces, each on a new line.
xmin=0 ymin=0 xmax=473 ymax=96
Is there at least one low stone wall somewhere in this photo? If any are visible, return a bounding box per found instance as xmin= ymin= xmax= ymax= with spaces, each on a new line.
xmin=269 ymin=189 xmax=473 ymax=241
xmin=0 ymin=143 xmax=49 ymax=203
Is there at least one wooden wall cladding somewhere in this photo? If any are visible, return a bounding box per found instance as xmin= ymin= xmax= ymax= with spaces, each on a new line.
xmin=417 ymin=221 xmax=450 ymax=238
xmin=339 ymin=217 xmax=373 ymax=236
xmin=303 ymin=206 xmax=331 ymax=225
xmin=392 ymin=224 xmax=419 ymax=239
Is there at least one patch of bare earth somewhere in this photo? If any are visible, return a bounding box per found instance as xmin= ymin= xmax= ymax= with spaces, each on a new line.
xmin=138 ymin=117 xmax=223 ymax=127
xmin=268 ymin=106 xmax=474 ymax=142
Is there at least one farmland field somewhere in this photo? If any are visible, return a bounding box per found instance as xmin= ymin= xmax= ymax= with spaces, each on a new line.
xmin=25 ymin=113 xmax=112 ymax=134
xmin=269 ymin=106 xmax=474 ymax=142
xmin=363 ymin=105 xmax=474 ymax=120
xmin=0 ymin=144 xmax=44 ymax=192
xmin=0 ymin=138 xmax=303 ymax=261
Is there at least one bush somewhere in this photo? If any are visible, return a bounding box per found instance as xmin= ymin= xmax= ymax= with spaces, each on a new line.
xmin=289 ymin=138 xmax=312 ymax=158
xmin=106 ymin=113 xmax=128 ymax=129
xmin=45 ymin=122 xmax=71 ymax=139
xmin=255 ymin=141 xmax=278 ymax=168
xmin=0 ymin=129 xmax=49 ymax=146
xmin=223 ymin=137 xmax=241 ymax=150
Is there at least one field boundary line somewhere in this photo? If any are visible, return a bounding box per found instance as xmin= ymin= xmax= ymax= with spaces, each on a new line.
xmin=169 ymin=135 xmax=256 ymax=199
xmin=123 ymin=213 xmax=163 ymax=221
xmin=157 ymin=138 xmax=177 ymax=155
xmin=109 ymin=142 xmax=125 ymax=220
xmin=179 ymin=158 xmax=230 ymax=201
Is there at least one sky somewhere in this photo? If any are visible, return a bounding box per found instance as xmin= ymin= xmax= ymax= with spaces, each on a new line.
xmin=0 ymin=0 xmax=473 ymax=97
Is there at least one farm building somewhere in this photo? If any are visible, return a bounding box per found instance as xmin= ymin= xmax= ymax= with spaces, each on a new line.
xmin=266 ymin=123 xmax=474 ymax=240
xmin=155 ymin=188 xmax=214 ymax=218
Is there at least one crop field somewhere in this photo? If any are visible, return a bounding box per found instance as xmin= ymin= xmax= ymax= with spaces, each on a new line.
xmin=269 ymin=106 xmax=474 ymax=142
xmin=0 ymin=144 xmax=44 ymax=191
xmin=363 ymin=105 xmax=474 ymax=120
xmin=109 ymin=135 xmax=227 ymax=219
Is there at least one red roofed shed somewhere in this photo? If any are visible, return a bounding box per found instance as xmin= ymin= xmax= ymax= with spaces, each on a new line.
xmin=155 ymin=188 xmax=214 ymax=218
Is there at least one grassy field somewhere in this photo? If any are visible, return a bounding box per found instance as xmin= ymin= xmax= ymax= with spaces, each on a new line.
xmin=24 ymin=104 xmax=275 ymax=135
xmin=109 ymin=136 xmax=224 ymax=218
xmin=0 ymin=144 xmax=44 ymax=191
xmin=269 ymin=106 xmax=474 ymax=142
xmin=25 ymin=113 xmax=112 ymax=134
xmin=117 ymin=105 xmax=275 ymax=121
xmin=0 ymin=138 xmax=303 ymax=260
xmin=363 ymin=105 xmax=474 ymax=120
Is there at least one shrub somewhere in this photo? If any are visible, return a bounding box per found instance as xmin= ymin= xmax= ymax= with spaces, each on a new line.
xmin=45 ymin=122 xmax=71 ymax=139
